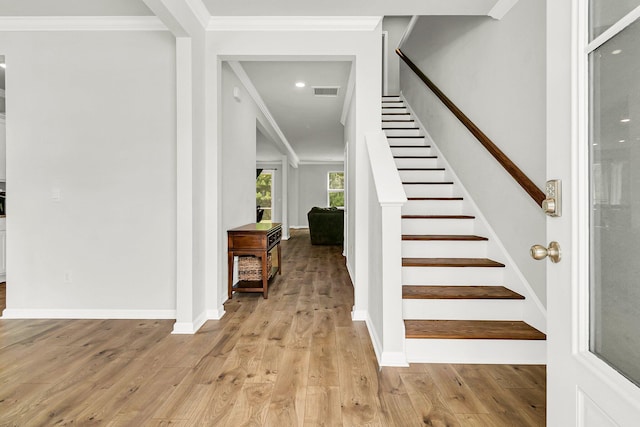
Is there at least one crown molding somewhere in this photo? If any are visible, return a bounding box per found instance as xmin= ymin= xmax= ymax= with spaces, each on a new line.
xmin=185 ymin=0 xmax=211 ymax=29
xmin=397 ymin=15 xmax=419 ymax=50
xmin=227 ymin=61 xmax=300 ymax=167
xmin=488 ymin=0 xmax=520 ymax=20
xmin=208 ymin=16 xmax=382 ymax=32
xmin=298 ymin=160 xmax=344 ymax=166
xmin=0 ymin=16 xmax=167 ymax=31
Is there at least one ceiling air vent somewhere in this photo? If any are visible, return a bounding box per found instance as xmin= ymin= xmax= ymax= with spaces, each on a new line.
xmin=313 ymin=86 xmax=340 ymax=97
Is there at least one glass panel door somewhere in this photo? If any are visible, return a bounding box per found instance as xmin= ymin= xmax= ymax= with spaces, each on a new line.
xmin=589 ymin=13 xmax=640 ymax=386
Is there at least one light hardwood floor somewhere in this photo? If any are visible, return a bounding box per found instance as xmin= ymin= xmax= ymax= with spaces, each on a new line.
xmin=0 ymin=230 xmax=545 ymax=426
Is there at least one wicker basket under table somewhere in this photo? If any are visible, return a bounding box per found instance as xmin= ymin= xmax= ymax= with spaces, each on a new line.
xmin=238 ymin=254 xmax=273 ymax=282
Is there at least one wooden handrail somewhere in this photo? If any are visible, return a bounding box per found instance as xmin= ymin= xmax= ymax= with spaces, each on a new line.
xmin=396 ymin=48 xmax=545 ymax=208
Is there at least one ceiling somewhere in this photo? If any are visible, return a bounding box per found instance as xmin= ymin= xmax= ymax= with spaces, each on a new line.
xmin=202 ymin=0 xmax=497 ymax=16
xmin=242 ymin=61 xmax=351 ymax=163
xmin=0 ymin=0 xmax=500 ymax=17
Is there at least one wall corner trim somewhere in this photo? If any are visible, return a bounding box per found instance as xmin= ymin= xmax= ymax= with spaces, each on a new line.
xmin=207 ymin=16 xmax=382 ymax=32
xmin=340 ymin=61 xmax=356 ymax=126
xmin=0 ymin=16 xmax=168 ymax=31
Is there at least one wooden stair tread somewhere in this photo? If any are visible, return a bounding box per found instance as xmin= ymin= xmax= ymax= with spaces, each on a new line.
xmin=404 ymin=320 xmax=545 ymax=340
xmin=387 ymin=135 xmax=425 ymax=138
xmin=402 ymin=285 xmax=524 ymax=300
xmin=407 ymin=197 xmax=462 ymax=200
xmin=391 ymin=146 xmax=431 ymax=149
xmin=402 ymin=258 xmax=505 ymax=267
xmin=394 ymin=155 xmax=436 ymax=159
xmin=382 ymin=112 xmax=410 ymax=115
xmin=383 ymin=127 xmax=420 ymax=130
xmin=402 ymin=234 xmax=488 ymax=241
xmin=403 ymin=182 xmax=453 ymax=185
xmin=402 ymin=215 xmax=474 ymax=219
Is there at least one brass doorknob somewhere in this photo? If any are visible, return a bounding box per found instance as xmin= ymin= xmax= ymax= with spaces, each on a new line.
xmin=530 ymin=241 xmax=561 ymax=263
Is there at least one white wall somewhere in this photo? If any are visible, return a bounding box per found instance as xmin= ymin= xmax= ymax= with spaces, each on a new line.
xmin=382 ymin=16 xmax=411 ymax=96
xmin=400 ymin=0 xmax=547 ymax=304
xmin=293 ymin=163 xmax=344 ymax=227
xmin=344 ymin=86 xmax=357 ymax=279
xmin=220 ymin=61 xmax=263 ymax=286
xmin=0 ymin=118 xmax=5 ymax=181
xmin=0 ymin=31 xmax=177 ymax=316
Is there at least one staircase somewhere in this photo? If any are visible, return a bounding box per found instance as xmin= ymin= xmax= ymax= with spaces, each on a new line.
xmin=382 ymin=95 xmax=546 ymax=364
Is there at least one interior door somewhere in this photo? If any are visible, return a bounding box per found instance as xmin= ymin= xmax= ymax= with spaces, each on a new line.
xmin=546 ymin=1 xmax=640 ymax=425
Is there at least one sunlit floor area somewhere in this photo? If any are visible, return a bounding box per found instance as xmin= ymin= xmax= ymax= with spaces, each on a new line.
xmin=0 ymin=230 xmax=545 ymax=425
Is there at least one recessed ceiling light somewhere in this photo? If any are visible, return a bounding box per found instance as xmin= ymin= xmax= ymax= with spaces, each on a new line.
xmin=295 ymin=82 xmax=306 ymax=88
xmin=0 ymin=63 xmax=5 ymax=69
xmin=621 ymin=118 xmax=631 ymax=123
xmin=619 ymin=139 xmax=626 ymax=143
xmin=612 ymin=49 xmax=622 ymax=55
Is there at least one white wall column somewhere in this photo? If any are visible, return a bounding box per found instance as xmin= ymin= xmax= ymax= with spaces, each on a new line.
xmin=173 ymin=37 xmax=195 ymax=333
xmin=281 ymin=155 xmax=290 ymax=239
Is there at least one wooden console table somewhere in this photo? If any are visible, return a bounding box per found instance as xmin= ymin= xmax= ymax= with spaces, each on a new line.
xmin=227 ymin=222 xmax=282 ymax=299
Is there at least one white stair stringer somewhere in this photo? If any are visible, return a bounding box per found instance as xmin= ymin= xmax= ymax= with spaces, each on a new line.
xmin=382 ymin=95 xmax=546 ymax=365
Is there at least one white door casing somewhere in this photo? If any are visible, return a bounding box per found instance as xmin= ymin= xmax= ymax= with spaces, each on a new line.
xmin=547 ymin=1 xmax=640 ymax=425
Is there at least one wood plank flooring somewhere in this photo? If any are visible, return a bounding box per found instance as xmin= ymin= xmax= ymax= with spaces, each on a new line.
xmin=0 ymin=230 xmax=546 ymax=426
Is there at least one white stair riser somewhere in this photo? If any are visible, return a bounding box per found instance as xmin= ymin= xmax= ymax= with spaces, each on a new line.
xmin=398 ymin=170 xmax=445 ymax=182
xmin=387 ymin=137 xmax=427 ymax=146
xmin=383 ymin=121 xmax=416 ymax=128
xmin=405 ymin=339 xmax=546 ymax=364
xmin=383 ymin=107 xmax=408 ymax=114
xmin=391 ymin=147 xmax=433 ymax=157
xmin=403 ymin=184 xmax=454 ymax=198
xmin=402 ymin=266 xmax=503 ymax=285
xmin=385 ymin=128 xmax=422 ymax=137
xmin=382 ymin=102 xmax=404 ymax=108
xmin=383 ymin=114 xmax=411 ymax=121
xmin=402 ymin=299 xmax=523 ymax=320
xmin=382 ymin=96 xmax=401 ymax=102
xmin=402 ymin=200 xmax=463 ymax=215
xmin=402 ymin=240 xmax=488 ymax=258
xmin=402 ymin=218 xmax=474 ymax=235
xmin=394 ymin=158 xmax=439 ymax=168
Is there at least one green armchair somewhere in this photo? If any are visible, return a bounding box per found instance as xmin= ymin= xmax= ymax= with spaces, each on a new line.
xmin=307 ymin=207 xmax=344 ymax=245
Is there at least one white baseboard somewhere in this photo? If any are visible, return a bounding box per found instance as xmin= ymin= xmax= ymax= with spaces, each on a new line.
xmin=172 ymin=311 xmax=207 ymax=334
xmin=289 ymin=225 xmax=309 ymax=229
xmin=380 ymin=351 xmax=410 ymax=367
xmin=351 ymin=309 xmax=367 ymax=321
xmin=207 ymin=306 xmax=225 ymax=320
xmin=1 ymin=308 xmax=176 ymax=319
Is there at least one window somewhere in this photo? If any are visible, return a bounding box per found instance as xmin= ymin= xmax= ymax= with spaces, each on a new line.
xmin=256 ymin=170 xmax=273 ymax=222
xmin=328 ymin=171 xmax=345 ymax=208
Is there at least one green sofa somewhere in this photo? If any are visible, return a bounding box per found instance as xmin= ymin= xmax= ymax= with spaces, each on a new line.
xmin=307 ymin=207 xmax=344 ymax=245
